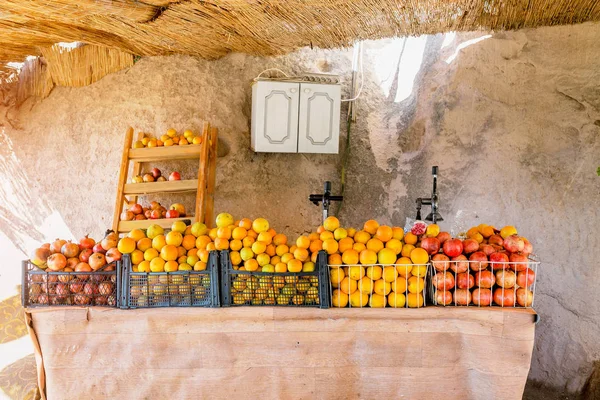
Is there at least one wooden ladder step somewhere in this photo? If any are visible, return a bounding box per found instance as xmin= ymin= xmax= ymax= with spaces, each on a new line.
xmin=123 ymin=179 xmax=198 ymax=195
xmin=129 ymin=145 xmax=203 ymax=162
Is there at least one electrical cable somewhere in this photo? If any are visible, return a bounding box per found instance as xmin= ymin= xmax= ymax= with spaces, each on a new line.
xmin=341 ymin=44 xmax=364 ymax=102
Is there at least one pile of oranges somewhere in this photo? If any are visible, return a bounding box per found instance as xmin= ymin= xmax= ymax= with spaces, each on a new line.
xmin=133 ymin=128 xmax=203 ymax=148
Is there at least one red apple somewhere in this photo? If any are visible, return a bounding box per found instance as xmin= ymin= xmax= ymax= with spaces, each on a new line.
xmin=462 ymin=239 xmax=479 ymax=254
xmin=489 ymin=251 xmax=510 ymax=270
xmin=165 ymin=209 xmax=180 ymax=219
xmin=509 ymin=252 xmax=529 ymax=272
xmin=169 ymin=171 xmax=181 ymax=181
xmin=503 ymin=235 xmax=524 ymax=253
xmin=516 ymin=288 xmax=534 ymax=307
xmin=450 ymin=255 xmax=468 ymax=274
xmin=432 ymin=271 xmax=455 ymax=291
xmin=516 ymin=268 xmax=536 ymax=288
xmin=469 ymin=251 xmax=488 ymax=271
xmin=488 ymin=234 xmax=503 ymax=247
xmin=472 ymin=288 xmax=492 ymax=306
xmin=436 ymin=232 xmax=451 ymax=245
xmin=151 ymin=168 xmax=161 ymax=179
xmin=435 ymin=290 xmax=453 ymax=306
xmin=443 ymin=239 xmax=463 ymax=258
xmin=456 ymin=272 xmax=474 ymax=290
xmin=493 ymin=288 xmax=516 ymax=307
xmin=432 ymin=253 xmax=450 ymax=271
xmin=474 ymin=270 xmax=495 ymax=288
xmin=129 ymin=203 xmax=143 ymax=215
xmin=495 ymin=269 xmax=516 ymax=288
xmin=453 ymin=289 xmax=472 ymax=306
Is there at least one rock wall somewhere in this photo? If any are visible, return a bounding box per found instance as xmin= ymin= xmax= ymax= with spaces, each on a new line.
xmin=1 ymin=22 xmax=599 ymax=394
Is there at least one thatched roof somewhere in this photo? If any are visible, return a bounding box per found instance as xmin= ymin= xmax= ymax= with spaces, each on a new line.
xmin=1 ymin=0 xmax=600 ymax=72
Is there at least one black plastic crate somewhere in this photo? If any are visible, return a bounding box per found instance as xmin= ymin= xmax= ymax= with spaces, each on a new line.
xmin=22 ymin=260 xmax=120 ymax=307
xmin=120 ymin=252 xmax=220 ymax=308
xmin=219 ymin=250 xmax=330 ymax=308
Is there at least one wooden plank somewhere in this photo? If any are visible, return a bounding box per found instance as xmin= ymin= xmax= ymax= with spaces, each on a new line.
xmin=195 ymin=122 xmax=211 ymax=224
xmin=204 ymin=126 xmax=218 ymax=227
xmin=129 ymin=131 xmax=144 ymax=205
xmin=128 ymin=144 xmax=202 ymax=162
xmin=124 ymin=179 xmax=198 ymax=195
xmin=111 ymin=127 xmax=134 ymax=233
xmin=117 ymin=216 xmax=194 ymax=232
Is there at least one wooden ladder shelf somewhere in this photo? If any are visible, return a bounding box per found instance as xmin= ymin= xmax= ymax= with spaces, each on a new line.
xmin=111 ymin=122 xmax=217 ymax=234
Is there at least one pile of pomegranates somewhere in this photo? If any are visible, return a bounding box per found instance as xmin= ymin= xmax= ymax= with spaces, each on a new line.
xmin=27 ymin=231 xmax=119 ymax=306
xmin=427 ymin=224 xmax=536 ymax=307
xmin=120 ymin=201 xmax=186 ymax=221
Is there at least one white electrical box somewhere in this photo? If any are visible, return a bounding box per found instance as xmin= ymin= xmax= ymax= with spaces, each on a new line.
xmin=251 ymin=80 xmax=341 ymax=154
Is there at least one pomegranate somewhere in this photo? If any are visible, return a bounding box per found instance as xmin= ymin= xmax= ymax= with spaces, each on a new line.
xmin=107 ymin=295 xmax=117 ymax=307
xmin=144 ymin=210 xmax=153 ymax=219
xmin=75 ymin=262 xmax=92 ymax=280
xmin=432 ymin=271 xmax=455 ymax=291
xmin=456 ymin=272 xmax=474 ymax=290
xmin=83 ymin=283 xmax=99 ymax=296
xmin=509 ymin=252 xmax=529 ymax=272
xmin=55 ymin=283 xmax=69 ymax=299
xmin=420 ymin=237 xmax=440 ymax=255
xmin=437 ymin=232 xmax=451 ymax=245
xmin=42 ymin=274 xmax=58 ymax=284
xmin=150 ymin=209 xmax=161 ymax=219
xmin=516 ymin=288 xmax=534 ymax=307
xmin=50 ymin=239 xmax=67 ymax=254
xmin=74 ymin=293 xmax=91 ymax=305
xmin=121 ymin=211 xmax=134 ymax=221
xmin=143 ymin=173 xmax=155 ymax=182
xmin=522 ymin=238 xmax=533 ymax=255
xmin=165 ymin=209 xmax=180 ymax=219
xmin=474 ymin=270 xmax=495 ymax=288
xmin=480 ymin=244 xmax=495 ymax=256
xmin=98 ymin=281 xmax=114 ymax=295
xmin=69 ymin=281 xmax=84 ymax=293
xmin=435 ymin=290 xmax=453 ymax=306
xmin=493 ymin=288 xmax=516 ymax=307
xmin=150 ymin=201 xmax=160 ymax=210
xmin=472 ymin=288 xmax=492 ymax=306
xmin=61 ymin=242 xmax=80 ymax=258
xmin=443 ymin=239 xmax=463 ymax=258
xmin=432 ymin=253 xmax=450 ymax=271
xmin=30 ymin=247 xmax=51 ymax=267
xmin=495 ymin=269 xmax=516 ymax=288
xmin=503 ymin=235 xmax=524 ymax=253
xmin=462 ymin=239 xmax=479 ymax=254
xmin=450 ymin=255 xmax=468 ymax=274
xmin=411 ymin=221 xmax=427 ymax=236
xmin=468 ymin=251 xmax=488 ymax=271
xmin=453 ymin=289 xmax=472 ymax=306
xmin=516 ymin=268 xmax=536 ymax=288
xmin=489 ymin=251 xmax=510 ymax=270
xmin=129 ymin=203 xmax=143 ymax=215
xmin=135 ymin=214 xmax=146 ymax=220
xmin=105 ymin=248 xmax=122 ymax=263
xmin=47 ymin=253 xmax=67 ymax=271
xmin=58 ymin=267 xmax=74 ymax=283
xmin=101 ymin=232 xmax=118 ymax=251
xmin=93 ymin=243 xmax=106 ymax=254
xmin=79 ymin=248 xmax=93 ymax=262
xmin=41 ymin=243 xmax=51 ymax=250
xmin=488 ymin=234 xmax=503 ymax=247
xmin=37 ymin=293 xmax=49 ymax=305
xmin=89 ymin=253 xmax=106 ymax=271
xmin=66 ymin=257 xmax=79 ymax=269
xmin=79 ymin=235 xmax=96 ymax=250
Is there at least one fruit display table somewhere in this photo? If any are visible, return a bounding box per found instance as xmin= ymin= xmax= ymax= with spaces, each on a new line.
xmin=25 ymin=307 xmax=536 ymax=400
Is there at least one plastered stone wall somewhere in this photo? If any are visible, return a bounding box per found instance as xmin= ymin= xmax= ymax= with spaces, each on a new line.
xmin=1 ymin=22 xmax=599 ymax=393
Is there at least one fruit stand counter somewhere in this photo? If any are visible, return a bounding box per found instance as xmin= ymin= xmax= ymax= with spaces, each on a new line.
xmin=25 ymin=307 xmax=536 ymax=400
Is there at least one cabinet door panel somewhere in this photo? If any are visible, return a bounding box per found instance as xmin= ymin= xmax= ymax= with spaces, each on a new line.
xmin=298 ymin=83 xmax=340 ymax=154
xmin=251 ymin=81 xmax=300 ymax=153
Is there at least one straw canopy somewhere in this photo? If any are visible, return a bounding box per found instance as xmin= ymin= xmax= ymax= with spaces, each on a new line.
xmin=1 ymin=0 xmax=600 ymax=70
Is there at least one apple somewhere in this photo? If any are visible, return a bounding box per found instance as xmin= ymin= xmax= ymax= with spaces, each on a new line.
xmin=509 ymin=252 xmax=529 ymax=272
xmin=132 ymin=175 xmax=143 ymax=184
xmin=503 ymin=235 xmax=524 ymax=253
xmin=450 ymin=255 xmax=469 ymax=274
xmin=169 ymin=171 xmax=181 ymax=181
xmin=469 ymin=251 xmax=488 ymax=271
xmin=432 ymin=271 xmax=455 ymax=291
xmin=516 ymin=288 xmax=534 ymax=307
xmin=474 ymin=270 xmax=495 ymax=288
xmin=489 ymin=251 xmax=509 ymax=270
xmin=435 ymin=290 xmax=453 ymax=306
xmin=169 ymin=203 xmax=186 ymax=216
xmin=143 ymin=173 xmax=155 ymax=183
xmin=493 ymin=288 xmax=516 ymax=307
xmin=165 ymin=209 xmax=180 ymax=219
xmin=472 ymin=288 xmax=492 ymax=306
xmin=443 ymin=239 xmax=463 ymax=258
xmin=462 ymin=239 xmax=479 ymax=254
xmin=516 ymin=268 xmax=536 ymax=288
xmin=495 ymin=269 xmax=516 ymax=288
xmin=151 ymin=168 xmax=161 ymax=179
xmin=456 ymin=272 xmax=474 ymax=290
xmin=453 ymin=289 xmax=472 ymax=306
xmin=420 ymin=237 xmax=440 ymax=255
xmin=432 ymin=253 xmax=450 ymax=272
xmin=121 ymin=211 xmax=134 ymax=221
xmin=129 ymin=203 xmax=143 ymax=215
xmin=157 ymin=176 xmax=167 ymax=182
xmin=150 ymin=201 xmax=161 ymax=210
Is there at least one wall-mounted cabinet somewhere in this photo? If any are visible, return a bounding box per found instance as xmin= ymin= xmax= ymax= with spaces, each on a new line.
xmin=251 ymin=80 xmax=340 ymax=154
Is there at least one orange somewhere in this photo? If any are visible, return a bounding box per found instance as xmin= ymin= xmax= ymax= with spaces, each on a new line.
xmin=256 ymin=253 xmax=270 ymax=267
xmin=333 ymin=228 xmax=347 ymax=240
xmin=407 ymin=293 xmax=424 ymax=308
xmin=118 ymin=237 xmax=136 ymax=254
xmin=481 ymin=225 xmax=494 ymax=238
xmin=273 ymin=233 xmax=287 ymax=246
xmin=276 ymin=244 xmax=289 ymax=256
xmin=375 ymin=225 xmax=393 ymax=242
xmin=347 ymin=228 xmax=357 ymax=238
xmin=391 ymin=278 xmax=408 ymax=293
xmin=164 ymin=260 xmax=178 ymax=272
xmin=323 ymin=216 xmax=340 ymax=232
xmin=342 ymin=249 xmax=359 ymax=265
xmin=366 ymin=238 xmax=384 ymax=253
xmin=348 ymin=265 xmax=365 ymax=280
xmin=208 ymin=228 xmax=218 ymax=241
xmin=215 ymin=238 xmax=229 ymax=250
xmin=128 ymin=229 xmax=146 ymax=241
xmin=131 ymin=249 xmax=144 ymax=265
xmin=363 ymin=220 xmax=379 ymax=235
xmin=194 ymin=261 xmax=207 ymax=271
xmin=230 ymin=239 xmax=243 ymax=251
xmin=294 ymin=248 xmax=309 ymax=262
xmin=144 ymin=247 xmax=159 ymax=261
xmin=245 ymin=259 xmax=259 ymax=271
xmin=182 ymin=234 xmax=196 ymax=250
xmin=385 ymin=239 xmax=403 ymax=254
xmin=359 ymin=249 xmax=377 ymax=265
xmin=137 ymin=237 xmax=152 ymax=252
xmin=404 ymin=232 xmax=418 ymax=245
xmin=378 ymin=248 xmax=396 ymax=265
xmin=322 ymin=238 xmax=339 ymax=255
xmin=500 ymin=225 xmax=518 ymax=239
xmin=472 ymin=232 xmax=484 ymax=243
xmin=308 ymin=232 xmax=320 ymax=241
xmin=382 ymin=266 xmax=398 ymax=283
xmin=354 ymin=230 xmax=371 ymax=244
xmin=150 ymin=257 xmax=165 ymax=272
xmin=152 ymin=235 xmax=167 ymax=251
xmin=407 ymin=276 xmax=424 ymax=293
xmin=302 ymin=261 xmax=315 ymax=272
xmin=316 ymin=225 xmax=325 ymax=234
xmin=373 ymin=279 xmax=391 ymax=295
xmin=477 ymin=224 xmax=489 ymax=234
xmin=296 ymin=236 xmax=310 ymax=249
xmin=349 ymin=291 xmax=369 ymax=307
xmin=357 ymin=276 xmax=373 ymax=293
xmin=160 ymin=245 xmax=178 ymax=261
xmin=411 ymin=264 xmax=427 ymax=278
xmin=275 ymin=263 xmax=288 ymax=273
xmin=309 ymin=239 xmax=323 ymax=253
xmin=467 ymin=227 xmax=480 ymax=238
xmin=177 ymin=246 xmax=187 ymax=257
xmin=246 ymin=230 xmax=258 ymax=239
xmin=252 ymin=218 xmax=269 ymax=233
xmin=401 ymin=244 xmax=415 ymax=257
xmin=217 ymin=227 xmax=231 ymax=240
xmin=198 ymin=249 xmax=209 ymax=263
xmin=195 ymin=235 xmax=212 ymax=250
xmin=270 ymin=255 xmax=281 ymax=265
xmin=287 ymin=259 xmax=303 ymax=273
xmin=266 ymin=244 xmax=276 ymax=257
xmin=187 ymin=248 xmax=198 ymax=257
xmin=138 ymin=260 xmax=151 ymax=273
xmin=339 ymin=277 xmax=357 ymax=294
xmin=252 ymin=241 xmax=267 ymax=254
xmin=395 ymin=257 xmax=413 ymax=277
xmin=240 ymin=247 xmax=254 ymax=261
xmin=328 ymin=253 xmax=342 ymax=266
xmin=281 ymin=253 xmax=294 ymax=263
xmin=178 ymin=255 xmax=187 ymax=264
xmin=425 ymin=224 xmax=440 ymax=237
xmin=319 ymin=231 xmax=334 ymax=241
xmin=288 ymin=245 xmax=298 ymax=254
xmin=331 ymin=289 xmax=349 ymax=308
xmin=338 ymin=237 xmax=354 ymax=253
xmin=330 ymin=267 xmax=345 ymax=286
xmin=166 ymin=231 xmax=183 ymax=246
xmin=230 ymin=251 xmax=242 ymax=266
xmin=242 ymin=236 xmax=256 ymax=247
xmin=366 ymin=265 xmax=382 ymax=280
xmin=257 ymin=232 xmax=273 ymax=244
xmin=353 ymin=242 xmax=367 ymax=253
xmin=239 ymin=218 xmax=252 ymax=230
xmin=388 ymin=292 xmax=406 ymax=308
xmin=392 ymin=227 xmax=404 ymax=241
xmin=232 ymin=227 xmax=247 ymax=240
xmin=369 ymin=293 xmax=387 ymax=308
xmin=410 ymin=247 xmax=429 ymax=265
